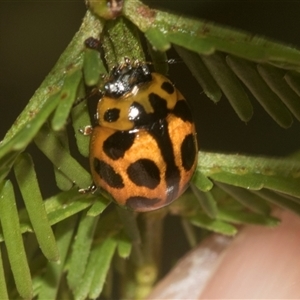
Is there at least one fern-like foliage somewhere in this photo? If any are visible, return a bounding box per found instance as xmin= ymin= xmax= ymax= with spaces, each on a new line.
xmin=1 ymin=1 xmax=300 ymax=299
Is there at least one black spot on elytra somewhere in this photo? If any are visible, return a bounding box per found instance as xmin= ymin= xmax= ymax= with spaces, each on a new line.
xmin=129 ymin=95 xmax=169 ymax=128
xmin=149 ymin=93 xmax=169 ymax=119
xmin=172 ymin=99 xmax=193 ymax=123
xmin=94 ymin=158 xmax=124 ymax=188
xmin=149 ymin=120 xmax=180 ymax=202
xmin=126 ymin=196 xmax=161 ymax=210
xmin=161 ymin=81 xmax=175 ymax=94
xmin=127 ymin=159 xmax=160 ymax=189
xmin=104 ymin=108 xmax=120 ymax=123
xmin=103 ymin=131 xmax=135 ymax=160
xmin=181 ymin=134 xmax=197 ymax=171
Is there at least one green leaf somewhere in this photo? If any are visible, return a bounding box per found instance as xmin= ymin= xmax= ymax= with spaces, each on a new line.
xmin=192 ymin=168 xmax=214 ymax=192
xmin=4 ymin=3 xmax=300 ymax=299
xmin=0 ymin=248 xmax=9 ymax=300
xmin=6 ymin=189 xmax=96 ymax=237
xmin=117 ymin=231 xmax=132 ymax=259
xmin=216 ymin=182 xmax=271 ymax=215
xmin=226 ymin=55 xmax=293 ymax=128
xmin=87 ymin=195 xmax=111 ymax=216
xmin=1 ymin=11 xmax=104 ymax=147
xmin=71 ymin=82 xmax=91 ymax=158
xmin=145 ymin=28 xmax=171 ymax=52
xmin=74 ymin=237 xmax=117 ymax=300
xmin=34 ymin=123 xmax=91 ymax=189
xmin=201 ymin=53 xmax=253 ymax=122
xmin=15 ymin=92 xmax=63 ymax=151
xmin=128 ymin=2 xmax=300 ymax=66
xmin=0 ymin=11 xmax=103 ymax=194
xmin=51 ymin=68 xmax=83 ymax=131
xmin=181 ymin=218 xmax=197 ymax=248
xmin=168 ymin=188 xmax=201 ymax=216
xmin=24 ymin=234 xmax=48 ymax=277
xmin=46 ymin=193 xmax=96 ymax=226
xmin=52 ymin=130 xmax=74 ymax=191
xmin=89 ymin=237 xmax=117 ymax=299
xmin=0 ymin=91 xmax=61 ymax=170
xmin=257 ymin=64 xmax=300 ymax=121
xmin=190 ymin=183 xmax=218 ymax=219
xmin=117 ymin=207 xmax=141 ymax=246
xmin=83 ymin=48 xmax=107 ymax=86
xmin=0 ymin=181 xmax=33 ymax=299
xmin=67 ymin=213 xmax=100 ymax=291
xmin=198 ymin=152 xmax=300 ymax=199
xmin=175 ymin=46 xmax=222 ymax=103
xmin=0 ymin=152 xmax=19 ymax=183
xmin=44 ymin=188 xmax=91 ymax=216
xmin=102 ymin=18 xmax=145 ymax=69
xmin=14 ymin=153 xmax=59 ymax=262
xmin=38 ymin=216 xmax=77 ymax=300
xmin=217 ymin=207 xmax=279 ymax=226
xmin=188 ymin=213 xmax=237 ymax=236
xmin=285 ymin=71 xmax=300 ymax=96
xmin=123 ymin=0 xmax=300 ymax=127
xmin=1 ymin=189 xmax=96 ymax=240
xmin=253 ymin=189 xmax=300 ymax=217
xmin=167 ymin=32 xmax=216 ymax=55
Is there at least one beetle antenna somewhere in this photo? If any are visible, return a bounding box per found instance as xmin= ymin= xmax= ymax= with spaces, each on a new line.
xmin=73 ymin=87 xmax=101 ymax=107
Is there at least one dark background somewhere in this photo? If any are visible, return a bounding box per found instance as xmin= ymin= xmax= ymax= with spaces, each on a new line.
xmin=1 ymin=0 xmax=300 ymax=292
xmin=1 ymin=1 xmax=300 ymax=192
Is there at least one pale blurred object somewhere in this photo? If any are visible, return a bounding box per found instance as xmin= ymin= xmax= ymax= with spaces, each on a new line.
xmin=147 ymin=209 xmax=300 ymax=299
xmin=146 ymin=234 xmax=232 ymax=299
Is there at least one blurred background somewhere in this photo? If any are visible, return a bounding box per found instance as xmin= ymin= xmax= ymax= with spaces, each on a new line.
xmin=1 ymin=1 xmax=300 ymax=292
xmin=1 ymin=1 xmax=300 ymax=191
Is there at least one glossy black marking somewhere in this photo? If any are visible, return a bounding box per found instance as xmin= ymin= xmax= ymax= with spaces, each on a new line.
xmin=126 ymin=196 xmax=161 ymax=210
xmin=129 ymin=101 xmax=154 ymax=126
xmin=104 ymin=108 xmax=120 ymax=123
xmin=103 ymin=131 xmax=135 ymax=160
xmin=172 ymin=99 xmax=193 ymax=123
xmin=181 ymin=134 xmax=197 ymax=171
xmin=129 ymin=101 xmax=147 ymax=121
xmin=149 ymin=120 xmax=180 ymax=202
xmin=148 ymin=93 xmax=169 ymax=119
xmin=104 ymin=65 xmax=152 ymax=98
xmin=127 ymin=159 xmax=160 ymax=189
xmin=129 ymin=95 xmax=168 ymax=128
xmin=94 ymin=158 xmax=124 ymax=188
xmin=161 ymin=81 xmax=175 ymax=94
